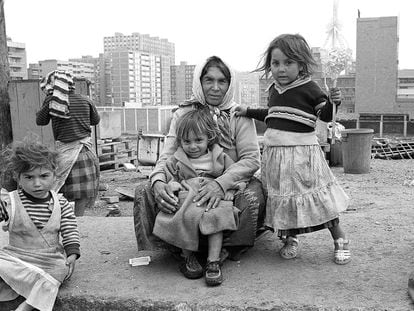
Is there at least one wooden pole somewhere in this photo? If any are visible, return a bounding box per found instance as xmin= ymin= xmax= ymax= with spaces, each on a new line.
xmin=0 ymin=0 xmax=16 ymax=191
xmin=0 ymin=0 xmax=12 ymax=150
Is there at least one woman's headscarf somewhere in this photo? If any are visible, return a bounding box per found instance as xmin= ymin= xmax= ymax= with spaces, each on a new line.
xmin=181 ymin=56 xmax=236 ymax=148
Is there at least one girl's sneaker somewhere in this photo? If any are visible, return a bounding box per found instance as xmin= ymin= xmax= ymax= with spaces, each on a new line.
xmin=205 ymin=260 xmax=223 ymax=286
xmin=179 ymin=253 xmax=203 ymax=279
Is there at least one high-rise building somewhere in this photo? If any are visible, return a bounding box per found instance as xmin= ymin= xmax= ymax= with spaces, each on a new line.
xmin=7 ymin=37 xmax=27 ymax=80
xmin=170 ymin=61 xmax=195 ymax=105
xmin=234 ymin=71 xmax=260 ymax=107
xmin=27 ymin=63 xmax=41 ymax=80
xmin=106 ymin=50 xmax=162 ymax=106
xmin=36 ymin=59 xmax=95 ymax=81
xmin=103 ymin=33 xmax=175 ymax=105
xmin=397 ymin=69 xmax=414 ymax=99
xmin=69 ymin=55 xmax=102 ymax=104
xmin=355 ymin=16 xmax=399 ymax=114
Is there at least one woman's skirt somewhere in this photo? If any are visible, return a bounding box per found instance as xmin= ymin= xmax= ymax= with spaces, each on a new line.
xmin=61 ymin=146 xmax=100 ymax=201
xmin=262 ymin=144 xmax=349 ymax=236
xmin=133 ymin=177 xmax=265 ymax=255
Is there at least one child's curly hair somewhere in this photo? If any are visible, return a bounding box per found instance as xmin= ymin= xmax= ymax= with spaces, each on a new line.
xmin=175 ymin=106 xmax=220 ymax=149
xmin=1 ymin=138 xmax=59 ymax=179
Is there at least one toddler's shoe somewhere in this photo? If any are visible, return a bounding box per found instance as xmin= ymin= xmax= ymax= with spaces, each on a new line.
xmin=179 ymin=253 xmax=203 ymax=279
xmin=205 ymin=260 xmax=223 ymax=286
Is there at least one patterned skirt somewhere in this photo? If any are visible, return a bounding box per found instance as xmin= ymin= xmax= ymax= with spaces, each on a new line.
xmin=261 ymin=144 xmax=349 ymax=237
xmin=61 ymin=146 xmax=100 ymax=201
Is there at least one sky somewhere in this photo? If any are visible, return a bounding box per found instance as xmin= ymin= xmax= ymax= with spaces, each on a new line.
xmin=3 ymin=0 xmax=414 ymax=72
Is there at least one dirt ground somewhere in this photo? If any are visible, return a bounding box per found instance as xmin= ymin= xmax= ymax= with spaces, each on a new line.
xmin=79 ymin=158 xmax=414 ymax=310
xmin=2 ymin=158 xmax=414 ymax=310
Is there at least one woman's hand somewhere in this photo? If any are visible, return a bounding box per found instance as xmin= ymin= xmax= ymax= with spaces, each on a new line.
xmin=153 ymin=180 xmax=179 ymax=214
xmin=234 ymin=105 xmax=248 ymax=117
xmin=64 ymin=254 xmax=77 ymax=281
xmin=192 ymin=179 xmax=224 ymax=211
xmin=330 ymin=87 xmax=342 ymax=105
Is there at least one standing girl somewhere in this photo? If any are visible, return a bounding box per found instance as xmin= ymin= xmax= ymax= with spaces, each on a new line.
xmin=153 ymin=108 xmax=242 ymax=286
xmin=235 ymin=33 xmax=351 ymax=264
xmin=0 ymin=140 xmax=80 ymax=311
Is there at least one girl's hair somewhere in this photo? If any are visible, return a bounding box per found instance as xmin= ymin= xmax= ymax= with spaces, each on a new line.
xmin=175 ymin=107 xmax=220 ymax=149
xmin=2 ymin=139 xmax=59 ymax=179
xmin=201 ymin=56 xmax=231 ymax=84
xmin=255 ymin=33 xmax=317 ymax=79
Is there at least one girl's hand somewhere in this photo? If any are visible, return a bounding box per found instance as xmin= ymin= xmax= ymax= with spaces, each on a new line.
xmin=234 ymin=105 xmax=248 ymax=117
xmin=330 ymin=87 xmax=342 ymax=105
xmin=153 ymin=181 xmax=179 ymax=214
xmin=193 ymin=179 xmax=224 ymax=211
xmin=64 ymin=254 xmax=77 ymax=281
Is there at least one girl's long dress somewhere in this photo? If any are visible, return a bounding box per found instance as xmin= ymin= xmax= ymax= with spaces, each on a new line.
xmin=0 ymin=190 xmax=68 ymax=311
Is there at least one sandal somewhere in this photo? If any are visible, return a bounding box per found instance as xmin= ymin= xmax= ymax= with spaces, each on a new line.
xmin=334 ymin=238 xmax=351 ymax=265
xmin=179 ymin=252 xmax=203 ymax=279
xmin=205 ymin=260 xmax=223 ymax=286
xmin=279 ymin=236 xmax=299 ymax=259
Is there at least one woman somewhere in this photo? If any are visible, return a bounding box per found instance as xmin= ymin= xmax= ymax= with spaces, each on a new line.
xmin=133 ymin=56 xmax=265 ymax=274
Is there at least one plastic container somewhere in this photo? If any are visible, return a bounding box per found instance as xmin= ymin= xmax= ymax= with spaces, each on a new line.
xmin=341 ymin=129 xmax=374 ymax=174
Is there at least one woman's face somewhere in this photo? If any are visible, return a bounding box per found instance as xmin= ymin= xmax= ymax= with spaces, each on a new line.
xmin=201 ymin=67 xmax=230 ymax=106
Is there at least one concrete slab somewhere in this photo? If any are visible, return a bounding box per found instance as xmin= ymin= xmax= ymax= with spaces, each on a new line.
xmin=1 ymin=209 xmax=414 ymax=310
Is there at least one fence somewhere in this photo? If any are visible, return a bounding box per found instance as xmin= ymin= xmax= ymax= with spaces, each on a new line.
xmin=96 ymin=106 xmax=176 ymax=135
xmin=339 ymin=114 xmax=414 ymax=137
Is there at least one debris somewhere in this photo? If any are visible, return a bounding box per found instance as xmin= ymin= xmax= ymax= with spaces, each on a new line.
xmin=403 ymin=180 xmax=414 ymax=187
xmin=115 ymin=187 xmax=134 ymax=200
xmin=99 ymin=183 xmax=109 ymax=191
xmin=100 ymin=250 xmax=111 ymax=255
xmin=372 ymin=139 xmax=414 ymax=159
xmin=137 ymin=166 xmax=154 ymax=178
xmin=123 ymin=162 xmax=136 ymax=172
xmin=101 ymin=196 xmax=119 ymax=204
xmin=106 ymin=204 xmax=121 ymax=217
xmin=129 ymin=256 xmax=151 ymax=266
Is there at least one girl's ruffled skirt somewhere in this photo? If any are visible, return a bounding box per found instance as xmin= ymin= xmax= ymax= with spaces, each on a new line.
xmin=262 ymin=144 xmax=349 ymax=232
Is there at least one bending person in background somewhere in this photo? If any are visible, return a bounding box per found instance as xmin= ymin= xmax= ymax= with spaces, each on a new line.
xmin=134 ymin=55 xmax=265 ymax=264
xmin=36 ymin=71 xmax=101 ymax=216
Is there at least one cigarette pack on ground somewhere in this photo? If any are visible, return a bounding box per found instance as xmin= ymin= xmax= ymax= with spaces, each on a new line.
xmin=129 ymin=256 xmax=151 ymax=266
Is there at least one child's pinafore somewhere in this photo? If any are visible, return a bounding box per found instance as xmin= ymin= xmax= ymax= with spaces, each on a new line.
xmin=0 ymin=190 xmax=69 ymax=311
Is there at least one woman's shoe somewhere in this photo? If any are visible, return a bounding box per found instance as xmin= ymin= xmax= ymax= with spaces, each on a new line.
xmin=279 ymin=236 xmax=299 ymax=259
xmin=334 ymin=238 xmax=351 ymax=265
xmin=179 ymin=253 xmax=203 ymax=279
xmin=205 ymin=260 xmax=223 ymax=286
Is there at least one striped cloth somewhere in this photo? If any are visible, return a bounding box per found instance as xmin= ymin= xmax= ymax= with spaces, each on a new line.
xmin=17 ymin=189 xmax=80 ymax=257
xmin=0 ymin=198 xmax=8 ymax=222
xmin=40 ymin=70 xmax=74 ymax=119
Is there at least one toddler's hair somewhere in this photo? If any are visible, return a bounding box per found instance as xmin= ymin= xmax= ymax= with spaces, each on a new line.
xmin=255 ymin=33 xmax=317 ymax=79
xmin=175 ymin=107 xmax=220 ymax=148
xmin=2 ymin=139 xmax=59 ymax=179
